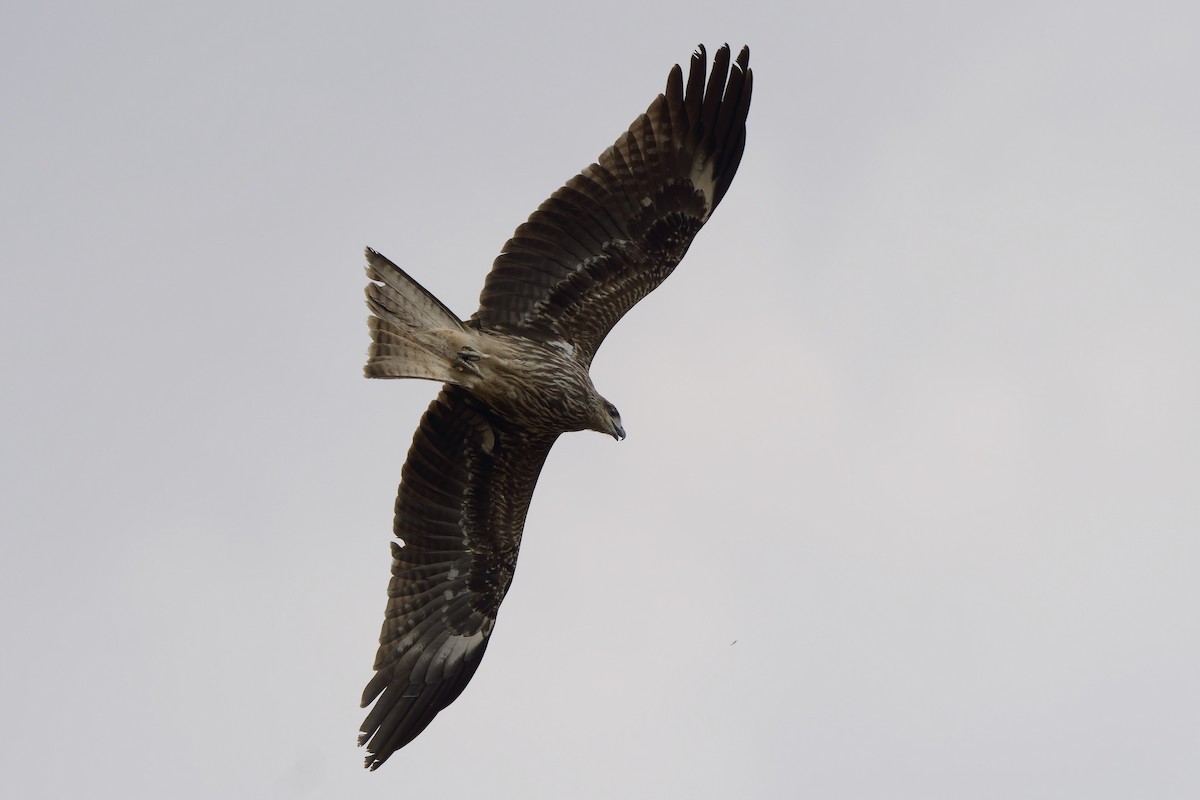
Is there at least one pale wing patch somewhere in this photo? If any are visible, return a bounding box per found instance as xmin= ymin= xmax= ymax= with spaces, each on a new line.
xmin=690 ymin=157 xmax=717 ymax=218
xmin=418 ymin=630 xmax=487 ymax=683
xmin=440 ymin=629 xmax=486 ymax=663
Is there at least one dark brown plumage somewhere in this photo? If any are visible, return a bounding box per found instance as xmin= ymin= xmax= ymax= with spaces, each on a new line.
xmin=359 ymin=44 xmax=752 ymax=769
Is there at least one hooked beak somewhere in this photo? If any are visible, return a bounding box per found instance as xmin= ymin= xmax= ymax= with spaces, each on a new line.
xmin=611 ymin=423 xmax=626 ymax=441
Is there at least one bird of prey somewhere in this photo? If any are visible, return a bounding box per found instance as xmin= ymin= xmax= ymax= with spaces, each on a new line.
xmin=358 ymin=44 xmax=752 ymax=769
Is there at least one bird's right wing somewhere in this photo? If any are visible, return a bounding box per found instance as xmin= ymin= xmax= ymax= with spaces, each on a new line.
xmin=358 ymin=386 xmax=558 ymax=769
xmin=470 ymin=44 xmax=752 ymax=364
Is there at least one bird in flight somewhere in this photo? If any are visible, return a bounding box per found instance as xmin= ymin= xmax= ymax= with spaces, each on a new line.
xmin=358 ymin=44 xmax=752 ymax=769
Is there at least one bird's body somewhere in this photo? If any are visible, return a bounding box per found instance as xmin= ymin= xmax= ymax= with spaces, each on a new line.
xmin=366 ymin=248 xmax=621 ymax=437
xmin=359 ymin=44 xmax=752 ymax=769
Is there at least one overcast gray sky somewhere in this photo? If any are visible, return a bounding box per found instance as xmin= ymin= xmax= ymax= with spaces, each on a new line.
xmin=3 ymin=1 xmax=1199 ymax=797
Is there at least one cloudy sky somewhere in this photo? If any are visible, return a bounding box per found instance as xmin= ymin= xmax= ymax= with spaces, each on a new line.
xmin=3 ymin=1 xmax=1198 ymax=797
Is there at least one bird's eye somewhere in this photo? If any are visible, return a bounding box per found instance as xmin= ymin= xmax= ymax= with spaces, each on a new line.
xmin=606 ymin=404 xmax=618 ymax=416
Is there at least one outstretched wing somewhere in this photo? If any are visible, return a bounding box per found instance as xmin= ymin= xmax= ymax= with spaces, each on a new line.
xmin=359 ymin=386 xmax=558 ymax=769
xmin=471 ymin=44 xmax=752 ymax=364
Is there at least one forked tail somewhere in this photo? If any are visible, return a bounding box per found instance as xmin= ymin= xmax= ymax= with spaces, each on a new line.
xmin=364 ymin=248 xmax=474 ymax=382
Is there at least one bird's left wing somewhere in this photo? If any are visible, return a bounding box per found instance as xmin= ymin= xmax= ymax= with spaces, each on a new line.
xmin=358 ymin=386 xmax=558 ymax=769
xmin=470 ymin=44 xmax=752 ymax=364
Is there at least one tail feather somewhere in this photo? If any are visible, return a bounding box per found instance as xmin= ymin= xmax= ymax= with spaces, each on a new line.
xmin=365 ymin=248 xmax=463 ymax=332
xmin=365 ymin=318 xmax=460 ymax=380
xmin=364 ymin=248 xmax=471 ymax=382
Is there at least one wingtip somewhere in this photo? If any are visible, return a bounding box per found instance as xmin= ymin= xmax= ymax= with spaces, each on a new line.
xmin=358 ymin=721 xmax=391 ymax=771
xmin=685 ymin=44 xmax=751 ymax=87
xmin=736 ymin=44 xmax=750 ymax=70
xmin=666 ymin=62 xmax=683 ymax=91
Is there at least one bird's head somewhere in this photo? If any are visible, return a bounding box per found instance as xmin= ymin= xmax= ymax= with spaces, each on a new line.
xmin=593 ymin=396 xmax=625 ymax=441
